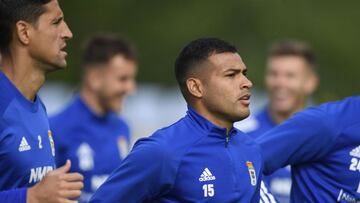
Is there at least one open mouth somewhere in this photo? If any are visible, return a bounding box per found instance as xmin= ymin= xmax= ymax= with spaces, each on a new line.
xmin=60 ymin=44 xmax=67 ymax=55
xmin=239 ymin=94 xmax=251 ymax=106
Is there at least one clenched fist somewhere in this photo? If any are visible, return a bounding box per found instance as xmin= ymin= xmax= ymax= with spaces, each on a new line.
xmin=27 ymin=160 xmax=84 ymax=203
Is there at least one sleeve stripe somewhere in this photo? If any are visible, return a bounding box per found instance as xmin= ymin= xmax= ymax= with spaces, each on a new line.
xmin=260 ymin=188 xmax=271 ymax=203
xmin=260 ymin=181 xmax=277 ymax=203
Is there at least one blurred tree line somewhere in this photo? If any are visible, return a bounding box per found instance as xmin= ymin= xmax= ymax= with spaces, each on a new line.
xmin=51 ymin=0 xmax=360 ymax=103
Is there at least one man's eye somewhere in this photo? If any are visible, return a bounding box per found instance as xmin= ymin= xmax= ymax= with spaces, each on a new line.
xmin=53 ymin=18 xmax=62 ymax=25
xmin=226 ymin=74 xmax=235 ymax=77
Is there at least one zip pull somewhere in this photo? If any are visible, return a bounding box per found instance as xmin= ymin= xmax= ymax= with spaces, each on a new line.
xmin=225 ymin=135 xmax=230 ymax=148
xmin=225 ymin=128 xmax=233 ymax=147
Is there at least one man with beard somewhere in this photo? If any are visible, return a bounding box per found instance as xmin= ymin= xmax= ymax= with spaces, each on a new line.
xmin=0 ymin=0 xmax=83 ymax=202
xmin=50 ymin=34 xmax=137 ymax=203
xmin=89 ymin=37 xmax=266 ymax=202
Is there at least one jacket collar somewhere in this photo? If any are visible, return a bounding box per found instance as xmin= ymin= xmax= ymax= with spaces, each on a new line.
xmin=186 ymin=105 xmax=237 ymax=137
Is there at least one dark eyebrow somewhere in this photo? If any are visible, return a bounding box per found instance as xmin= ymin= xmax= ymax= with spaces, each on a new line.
xmin=224 ymin=67 xmax=247 ymax=74
xmin=225 ymin=69 xmax=240 ymax=73
xmin=52 ymin=16 xmax=63 ymax=24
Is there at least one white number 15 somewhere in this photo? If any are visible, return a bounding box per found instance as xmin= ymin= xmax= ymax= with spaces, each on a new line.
xmin=202 ymin=184 xmax=214 ymax=197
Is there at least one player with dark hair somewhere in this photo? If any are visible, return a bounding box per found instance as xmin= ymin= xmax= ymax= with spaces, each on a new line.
xmin=89 ymin=37 xmax=265 ymax=202
xmin=50 ymin=34 xmax=137 ymax=202
xmin=236 ymin=40 xmax=318 ymax=202
xmin=0 ymin=0 xmax=84 ymax=202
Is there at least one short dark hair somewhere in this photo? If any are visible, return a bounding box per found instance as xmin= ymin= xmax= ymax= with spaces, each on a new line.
xmin=268 ymin=40 xmax=316 ymax=67
xmin=175 ymin=37 xmax=237 ymax=98
xmin=81 ymin=34 xmax=136 ymax=70
xmin=0 ymin=0 xmax=51 ymax=54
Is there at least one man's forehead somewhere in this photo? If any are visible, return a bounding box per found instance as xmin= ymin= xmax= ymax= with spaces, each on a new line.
xmin=42 ymin=0 xmax=63 ymax=18
xmin=208 ymin=52 xmax=246 ymax=71
xmin=266 ymin=55 xmax=311 ymax=72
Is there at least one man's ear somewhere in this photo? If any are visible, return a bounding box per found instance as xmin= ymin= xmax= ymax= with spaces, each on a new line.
xmin=186 ymin=77 xmax=204 ymax=98
xmin=15 ymin=20 xmax=32 ymax=45
xmin=85 ymin=68 xmax=103 ymax=91
xmin=305 ymin=72 xmax=319 ymax=95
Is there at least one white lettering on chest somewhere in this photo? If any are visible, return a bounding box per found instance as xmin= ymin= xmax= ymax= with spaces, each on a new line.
xmin=29 ymin=166 xmax=53 ymax=184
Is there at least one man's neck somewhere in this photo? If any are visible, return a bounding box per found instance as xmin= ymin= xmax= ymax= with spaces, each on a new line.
xmin=1 ymin=54 xmax=46 ymax=101
xmin=80 ymin=88 xmax=106 ymax=116
xmin=191 ymin=103 xmax=233 ymax=132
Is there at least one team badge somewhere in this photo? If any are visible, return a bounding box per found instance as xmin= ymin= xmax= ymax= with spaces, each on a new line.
xmin=48 ymin=130 xmax=55 ymax=157
xmin=246 ymin=161 xmax=257 ymax=186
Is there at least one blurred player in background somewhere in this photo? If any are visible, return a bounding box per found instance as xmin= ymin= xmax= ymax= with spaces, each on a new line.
xmin=89 ymin=37 xmax=270 ymax=202
xmin=236 ymin=40 xmax=318 ymax=202
xmin=0 ymin=0 xmax=83 ymax=202
xmin=50 ymin=34 xmax=137 ymax=202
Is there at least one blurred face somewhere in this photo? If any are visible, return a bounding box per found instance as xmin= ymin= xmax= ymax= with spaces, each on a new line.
xmin=28 ymin=0 xmax=73 ymax=71
xmin=265 ymin=56 xmax=317 ymax=115
xmin=201 ymin=52 xmax=252 ymax=123
xmin=94 ymin=55 xmax=137 ymax=113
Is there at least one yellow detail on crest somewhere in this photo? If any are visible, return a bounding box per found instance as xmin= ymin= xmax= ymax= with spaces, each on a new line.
xmin=246 ymin=161 xmax=257 ymax=186
xmin=48 ymin=130 xmax=55 ymax=157
xmin=246 ymin=161 xmax=254 ymax=169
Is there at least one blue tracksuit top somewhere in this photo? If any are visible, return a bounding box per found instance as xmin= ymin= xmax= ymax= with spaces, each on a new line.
xmin=256 ymin=96 xmax=360 ymax=202
xmin=49 ymin=95 xmax=130 ymax=202
xmin=89 ymin=106 xmax=263 ymax=202
xmin=247 ymin=108 xmax=291 ymax=203
xmin=0 ymin=71 xmax=55 ymax=203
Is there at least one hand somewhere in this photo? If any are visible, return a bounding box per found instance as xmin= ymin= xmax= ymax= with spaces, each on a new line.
xmin=27 ymin=160 xmax=84 ymax=203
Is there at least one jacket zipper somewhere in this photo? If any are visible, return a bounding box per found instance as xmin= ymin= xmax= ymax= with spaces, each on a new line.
xmin=224 ymin=133 xmax=239 ymax=190
xmin=225 ymin=133 xmax=230 ymax=148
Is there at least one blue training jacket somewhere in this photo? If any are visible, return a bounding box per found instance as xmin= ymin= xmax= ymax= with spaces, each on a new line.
xmin=256 ymin=96 xmax=360 ymax=202
xmin=0 ymin=71 xmax=55 ymax=203
xmin=50 ymin=95 xmax=130 ymax=202
xmin=90 ymin=106 xmax=264 ymax=202
xmin=247 ymin=108 xmax=291 ymax=203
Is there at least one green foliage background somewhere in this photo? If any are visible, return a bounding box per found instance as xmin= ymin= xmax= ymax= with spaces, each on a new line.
xmin=50 ymin=0 xmax=360 ymax=103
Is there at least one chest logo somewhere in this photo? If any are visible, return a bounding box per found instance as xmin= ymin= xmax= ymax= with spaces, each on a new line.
xmin=19 ymin=136 xmax=31 ymax=152
xmin=349 ymin=145 xmax=360 ymax=173
xmin=199 ymin=168 xmax=216 ymax=182
xmin=77 ymin=142 xmax=94 ymax=171
xmin=48 ymin=130 xmax=55 ymax=156
xmin=246 ymin=161 xmax=257 ymax=186
xmin=350 ymin=145 xmax=360 ymax=158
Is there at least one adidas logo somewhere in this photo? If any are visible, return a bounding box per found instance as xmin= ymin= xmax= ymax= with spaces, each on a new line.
xmin=350 ymin=145 xmax=360 ymax=158
xmin=19 ymin=137 xmax=31 ymax=152
xmin=199 ymin=168 xmax=216 ymax=182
